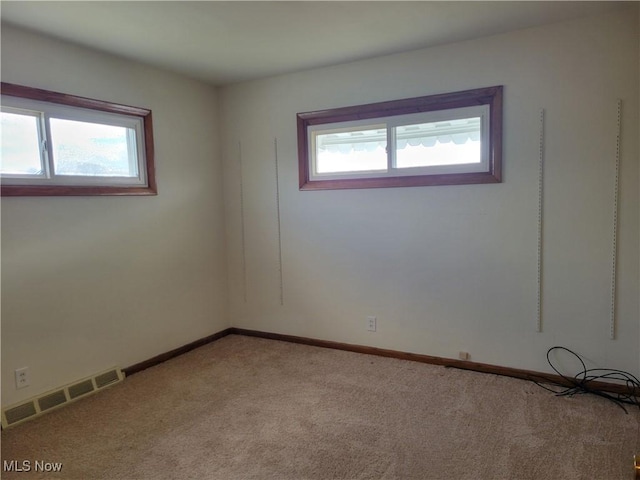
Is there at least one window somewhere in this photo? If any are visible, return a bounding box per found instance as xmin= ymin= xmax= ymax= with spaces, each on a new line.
xmin=297 ymin=86 xmax=502 ymax=190
xmin=1 ymin=83 xmax=156 ymax=196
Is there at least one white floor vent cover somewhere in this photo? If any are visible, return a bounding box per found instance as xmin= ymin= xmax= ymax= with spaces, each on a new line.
xmin=2 ymin=367 xmax=124 ymax=428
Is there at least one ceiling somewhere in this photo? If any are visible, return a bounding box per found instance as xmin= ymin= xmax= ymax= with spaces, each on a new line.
xmin=0 ymin=1 xmax=629 ymax=86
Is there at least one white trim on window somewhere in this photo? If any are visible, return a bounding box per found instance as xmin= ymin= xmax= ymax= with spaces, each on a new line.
xmin=307 ymin=105 xmax=489 ymax=181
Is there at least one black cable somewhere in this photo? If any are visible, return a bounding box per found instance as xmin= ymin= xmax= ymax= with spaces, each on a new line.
xmin=532 ymin=346 xmax=640 ymax=414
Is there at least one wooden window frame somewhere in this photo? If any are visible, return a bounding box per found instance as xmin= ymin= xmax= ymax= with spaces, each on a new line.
xmin=1 ymin=82 xmax=156 ymax=196
xmin=297 ymin=85 xmax=503 ymax=190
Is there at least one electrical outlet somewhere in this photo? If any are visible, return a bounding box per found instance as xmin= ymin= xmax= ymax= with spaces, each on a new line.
xmin=458 ymin=352 xmax=470 ymax=361
xmin=15 ymin=367 xmax=30 ymax=389
xmin=366 ymin=316 xmax=377 ymax=332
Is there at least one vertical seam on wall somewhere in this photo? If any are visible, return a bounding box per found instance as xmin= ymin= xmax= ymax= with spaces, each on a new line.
xmin=537 ymin=108 xmax=545 ymax=333
xmin=610 ymin=99 xmax=622 ymax=340
xmin=239 ymin=141 xmax=247 ymax=304
xmin=274 ymin=138 xmax=284 ymax=306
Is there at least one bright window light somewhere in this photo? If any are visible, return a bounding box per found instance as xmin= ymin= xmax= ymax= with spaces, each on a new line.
xmin=50 ymin=118 xmax=138 ymax=177
xmin=1 ymin=110 xmax=44 ymax=176
xmin=394 ymin=117 xmax=481 ymax=168
xmin=314 ymin=125 xmax=387 ymax=174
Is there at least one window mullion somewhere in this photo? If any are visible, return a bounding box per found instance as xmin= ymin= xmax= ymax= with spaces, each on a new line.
xmin=387 ymin=125 xmax=396 ymax=172
xmin=41 ymin=113 xmax=54 ymax=179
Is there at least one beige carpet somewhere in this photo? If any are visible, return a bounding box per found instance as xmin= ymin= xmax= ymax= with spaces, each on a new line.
xmin=2 ymin=335 xmax=638 ymax=479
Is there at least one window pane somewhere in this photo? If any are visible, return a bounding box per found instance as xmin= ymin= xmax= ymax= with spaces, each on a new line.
xmin=395 ymin=117 xmax=481 ymax=168
xmin=315 ymin=127 xmax=387 ymax=174
xmin=50 ymin=118 xmax=138 ymax=177
xmin=1 ymin=111 xmax=43 ymax=175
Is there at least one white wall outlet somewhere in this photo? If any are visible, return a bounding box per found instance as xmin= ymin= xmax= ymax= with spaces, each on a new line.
xmin=366 ymin=316 xmax=377 ymax=332
xmin=15 ymin=367 xmax=30 ymax=389
xmin=458 ymin=351 xmax=470 ymax=361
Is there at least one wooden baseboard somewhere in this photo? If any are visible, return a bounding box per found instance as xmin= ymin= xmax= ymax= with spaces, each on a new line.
xmin=230 ymin=328 xmax=637 ymax=397
xmin=123 ymin=326 xmax=636 ymax=397
xmin=123 ymin=328 xmax=234 ymax=376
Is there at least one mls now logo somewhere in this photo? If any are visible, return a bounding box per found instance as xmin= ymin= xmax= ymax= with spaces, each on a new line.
xmin=3 ymin=460 xmax=63 ymax=472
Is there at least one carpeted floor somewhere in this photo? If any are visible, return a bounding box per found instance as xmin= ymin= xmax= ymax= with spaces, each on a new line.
xmin=2 ymin=334 xmax=638 ymax=479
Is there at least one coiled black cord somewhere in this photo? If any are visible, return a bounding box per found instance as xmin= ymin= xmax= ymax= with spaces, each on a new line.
xmin=534 ymin=346 xmax=640 ymax=413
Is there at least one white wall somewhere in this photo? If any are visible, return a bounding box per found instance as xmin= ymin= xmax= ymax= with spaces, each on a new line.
xmin=220 ymin=8 xmax=639 ymax=375
xmin=1 ymin=25 xmax=227 ymax=406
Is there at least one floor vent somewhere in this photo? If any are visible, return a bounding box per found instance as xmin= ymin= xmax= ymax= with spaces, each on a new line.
xmin=68 ymin=379 xmax=95 ymax=399
xmin=95 ymin=370 xmax=120 ymax=388
xmin=38 ymin=390 xmax=67 ymax=412
xmin=4 ymin=401 xmax=37 ymax=426
xmin=2 ymin=367 xmax=124 ymax=428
